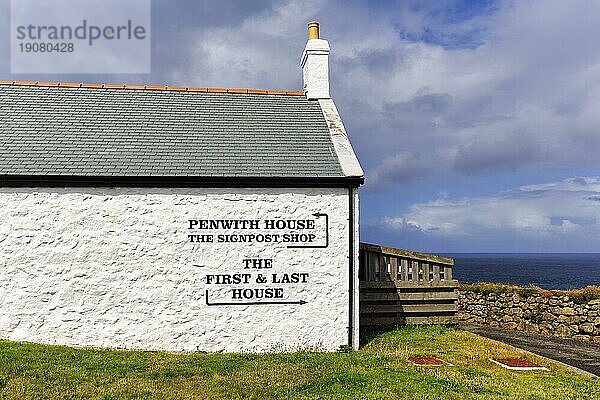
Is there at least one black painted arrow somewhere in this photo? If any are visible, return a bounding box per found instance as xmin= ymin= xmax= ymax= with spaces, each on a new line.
xmin=205 ymin=290 xmax=307 ymax=306
xmin=287 ymin=212 xmax=329 ymax=249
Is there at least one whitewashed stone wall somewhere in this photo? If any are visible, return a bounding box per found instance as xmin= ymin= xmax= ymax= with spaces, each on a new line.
xmin=0 ymin=187 xmax=356 ymax=352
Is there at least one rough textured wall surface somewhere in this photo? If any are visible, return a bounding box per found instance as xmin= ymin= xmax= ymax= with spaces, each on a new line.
xmin=0 ymin=187 xmax=355 ymax=352
xmin=459 ymin=290 xmax=600 ymax=342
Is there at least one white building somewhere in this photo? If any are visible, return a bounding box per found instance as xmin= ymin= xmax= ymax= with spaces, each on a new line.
xmin=0 ymin=22 xmax=364 ymax=352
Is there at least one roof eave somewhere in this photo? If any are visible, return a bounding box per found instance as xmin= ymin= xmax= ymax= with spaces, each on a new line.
xmin=0 ymin=174 xmax=364 ymax=188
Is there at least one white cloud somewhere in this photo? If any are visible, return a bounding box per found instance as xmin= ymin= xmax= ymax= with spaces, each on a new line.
xmin=5 ymin=0 xmax=600 ymax=185
xmin=367 ymin=151 xmax=433 ymax=189
xmin=381 ymin=177 xmax=600 ymax=244
xmin=9 ymin=0 xmax=151 ymax=74
xmin=329 ymin=0 xmax=600 ymax=190
xmin=520 ymin=177 xmax=600 ymax=193
xmin=165 ymin=1 xmax=318 ymax=89
xmin=124 ymin=0 xmax=600 ymax=193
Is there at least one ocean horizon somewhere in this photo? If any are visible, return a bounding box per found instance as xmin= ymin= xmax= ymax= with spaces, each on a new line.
xmin=443 ymin=253 xmax=600 ymax=290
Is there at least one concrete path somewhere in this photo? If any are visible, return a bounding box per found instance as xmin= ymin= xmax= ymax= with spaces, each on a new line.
xmin=460 ymin=323 xmax=600 ymax=377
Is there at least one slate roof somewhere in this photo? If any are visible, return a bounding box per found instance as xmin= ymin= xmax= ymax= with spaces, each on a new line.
xmin=0 ymin=82 xmax=350 ymax=181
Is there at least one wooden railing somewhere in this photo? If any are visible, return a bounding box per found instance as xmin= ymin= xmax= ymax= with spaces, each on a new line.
xmin=359 ymin=243 xmax=458 ymax=326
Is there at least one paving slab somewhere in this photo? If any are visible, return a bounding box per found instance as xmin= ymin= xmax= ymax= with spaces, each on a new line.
xmin=460 ymin=322 xmax=600 ymax=377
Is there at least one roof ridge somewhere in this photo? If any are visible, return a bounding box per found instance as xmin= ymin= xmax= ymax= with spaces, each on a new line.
xmin=0 ymin=80 xmax=306 ymax=96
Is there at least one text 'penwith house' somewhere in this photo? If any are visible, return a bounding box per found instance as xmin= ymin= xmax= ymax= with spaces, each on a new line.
xmin=0 ymin=22 xmax=364 ymax=352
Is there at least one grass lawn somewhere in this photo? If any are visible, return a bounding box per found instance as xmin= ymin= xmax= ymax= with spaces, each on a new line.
xmin=0 ymin=326 xmax=598 ymax=399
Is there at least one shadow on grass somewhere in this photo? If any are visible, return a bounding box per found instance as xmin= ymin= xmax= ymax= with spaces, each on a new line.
xmin=359 ymin=324 xmax=459 ymax=348
xmin=359 ymin=325 xmax=402 ymax=348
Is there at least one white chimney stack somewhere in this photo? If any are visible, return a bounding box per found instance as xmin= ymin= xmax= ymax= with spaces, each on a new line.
xmin=301 ymin=21 xmax=330 ymax=100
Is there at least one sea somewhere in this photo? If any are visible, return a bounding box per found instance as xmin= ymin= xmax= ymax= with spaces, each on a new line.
xmin=444 ymin=253 xmax=600 ymax=290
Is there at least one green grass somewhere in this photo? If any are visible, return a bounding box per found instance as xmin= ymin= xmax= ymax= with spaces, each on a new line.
xmin=0 ymin=326 xmax=598 ymax=399
xmin=461 ymin=282 xmax=600 ymax=304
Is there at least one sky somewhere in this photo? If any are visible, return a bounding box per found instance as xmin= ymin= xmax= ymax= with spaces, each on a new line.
xmin=1 ymin=0 xmax=600 ymax=253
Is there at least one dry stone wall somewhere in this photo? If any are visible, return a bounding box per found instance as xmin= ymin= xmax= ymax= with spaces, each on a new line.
xmin=458 ymin=290 xmax=600 ymax=342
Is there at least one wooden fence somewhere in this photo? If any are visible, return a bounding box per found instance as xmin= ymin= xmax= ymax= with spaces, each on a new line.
xmin=359 ymin=243 xmax=458 ymax=326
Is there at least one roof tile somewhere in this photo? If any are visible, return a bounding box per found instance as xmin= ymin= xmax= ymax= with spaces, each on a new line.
xmin=0 ymin=84 xmax=343 ymax=179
